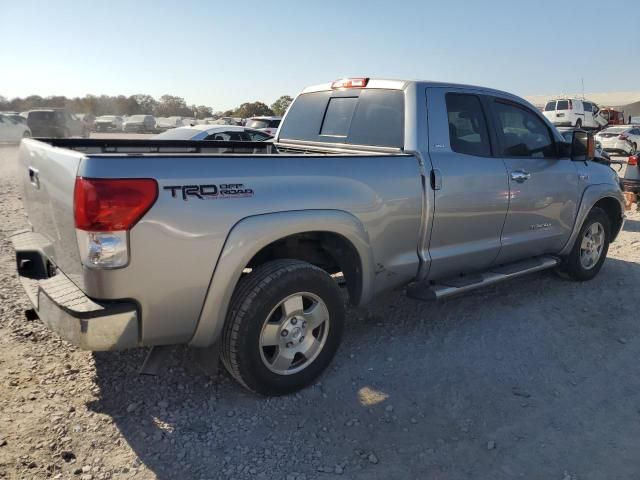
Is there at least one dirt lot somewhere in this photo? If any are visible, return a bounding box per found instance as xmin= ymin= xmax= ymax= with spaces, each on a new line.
xmin=1 ymin=140 xmax=640 ymax=480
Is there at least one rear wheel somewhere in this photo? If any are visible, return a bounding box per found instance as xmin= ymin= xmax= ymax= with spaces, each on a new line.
xmin=575 ymin=119 xmax=582 ymax=129
xmin=557 ymin=207 xmax=610 ymax=281
xmin=221 ymin=259 xmax=345 ymax=395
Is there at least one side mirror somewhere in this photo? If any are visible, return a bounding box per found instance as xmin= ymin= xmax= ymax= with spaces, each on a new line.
xmin=570 ymin=130 xmax=595 ymax=161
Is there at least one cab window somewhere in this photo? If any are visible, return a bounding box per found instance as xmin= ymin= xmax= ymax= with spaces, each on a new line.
xmin=492 ymin=101 xmax=556 ymax=158
xmin=445 ymin=93 xmax=492 ymax=157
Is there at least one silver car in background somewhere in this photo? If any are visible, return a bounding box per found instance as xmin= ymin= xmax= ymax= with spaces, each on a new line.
xmin=595 ymin=126 xmax=640 ymax=155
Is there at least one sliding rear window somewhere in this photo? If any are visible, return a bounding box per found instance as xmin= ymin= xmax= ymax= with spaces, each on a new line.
xmin=279 ymin=89 xmax=404 ymax=148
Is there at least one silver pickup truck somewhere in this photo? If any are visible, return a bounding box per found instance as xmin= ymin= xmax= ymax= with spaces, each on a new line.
xmin=12 ymin=78 xmax=625 ymax=395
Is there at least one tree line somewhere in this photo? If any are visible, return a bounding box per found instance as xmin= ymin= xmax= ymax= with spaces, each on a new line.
xmin=0 ymin=93 xmax=294 ymax=119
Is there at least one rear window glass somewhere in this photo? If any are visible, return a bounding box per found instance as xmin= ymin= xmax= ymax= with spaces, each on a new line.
xmin=320 ymin=97 xmax=358 ymax=137
xmin=556 ymin=100 xmax=569 ymax=110
xmin=544 ymin=101 xmax=556 ymax=111
xmin=29 ymin=111 xmax=56 ymax=120
xmin=279 ymin=89 xmax=404 ymax=148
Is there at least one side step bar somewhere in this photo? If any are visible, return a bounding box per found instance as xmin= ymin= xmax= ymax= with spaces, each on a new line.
xmin=407 ymin=256 xmax=559 ymax=301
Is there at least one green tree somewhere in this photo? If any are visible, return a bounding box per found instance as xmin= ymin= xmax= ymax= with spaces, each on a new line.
xmin=193 ymin=105 xmax=213 ymax=119
xmin=234 ymin=101 xmax=273 ymax=119
xmin=270 ymin=95 xmax=293 ymax=116
xmin=156 ymin=95 xmax=192 ymax=117
xmin=131 ymin=94 xmax=158 ymax=115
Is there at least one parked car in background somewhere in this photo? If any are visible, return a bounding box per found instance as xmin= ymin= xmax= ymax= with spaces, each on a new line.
xmin=543 ymin=99 xmax=606 ymax=129
xmin=123 ymin=114 xmax=156 ymax=133
xmin=94 ymin=115 xmax=124 ymax=132
xmin=600 ymin=108 xmax=625 ymax=126
xmin=245 ymin=116 xmax=282 ymax=136
xmin=155 ymin=117 xmax=180 ymax=130
xmin=1 ymin=112 xmax=28 ymax=125
xmin=211 ymin=117 xmax=243 ymax=126
xmin=75 ymin=113 xmax=96 ymax=131
xmin=25 ymin=109 xmax=89 ymax=138
xmin=630 ymin=116 xmax=640 ymax=125
xmin=0 ymin=113 xmax=31 ymax=143
xmin=152 ymin=124 xmax=273 ymax=141
xmin=595 ymin=126 xmax=640 ymax=155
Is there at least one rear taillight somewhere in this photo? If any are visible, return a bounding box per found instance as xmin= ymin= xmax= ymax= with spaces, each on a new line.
xmin=629 ymin=155 xmax=638 ymax=166
xmin=74 ymin=177 xmax=157 ymax=231
xmin=74 ymin=177 xmax=157 ymax=268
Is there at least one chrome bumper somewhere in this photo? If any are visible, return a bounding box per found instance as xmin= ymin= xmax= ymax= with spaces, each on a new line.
xmin=10 ymin=230 xmax=139 ymax=351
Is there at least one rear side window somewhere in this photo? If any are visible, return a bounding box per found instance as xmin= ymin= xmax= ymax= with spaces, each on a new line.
xmin=583 ymin=102 xmax=592 ymax=112
xmin=279 ymin=89 xmax=404 ymax=148
xmin=544 ymin=101 xmax=556 ymax=111
xmin=556 ymin=100 xmax=569 ymax=110
xmin=493 ymin=101 xmax=556 ymax=158
xmin=445 ymin=93 xmax=491 ymax=157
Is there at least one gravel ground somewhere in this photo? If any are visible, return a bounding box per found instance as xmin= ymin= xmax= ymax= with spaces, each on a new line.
xmin=1 ymin=140 xmax=640 ymax=480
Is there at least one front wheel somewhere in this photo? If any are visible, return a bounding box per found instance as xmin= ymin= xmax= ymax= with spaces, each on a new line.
xmin=557 ymin=207 xmax=610 ymax=281
xmin=221 ymin=259 xmax=345 ymax=395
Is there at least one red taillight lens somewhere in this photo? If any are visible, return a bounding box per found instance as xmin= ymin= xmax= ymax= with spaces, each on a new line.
xmin=74 ymin=177 xmax=158 ymax=231
xmin=629 ymin=155 xmax=638 ymax=166
xmin=331 ymin=77 xmax=369 ymax=89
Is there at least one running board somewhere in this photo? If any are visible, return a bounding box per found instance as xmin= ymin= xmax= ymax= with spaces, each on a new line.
xmin=407 ymin=256 xmax=559 ymax=301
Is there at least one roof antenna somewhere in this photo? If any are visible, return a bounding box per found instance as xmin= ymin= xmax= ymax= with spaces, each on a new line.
xmin=581 ymin=77 xmax=585 ymax=100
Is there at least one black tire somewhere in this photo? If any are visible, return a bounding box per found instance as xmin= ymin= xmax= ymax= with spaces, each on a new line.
xmin=557 ymin=207 xmax=610 ymax=281
xmin=221 ymin=259 xmax=345 ymax=395
xmin=22 ymin=131 xmax=31 ymax=138
xmin=575 ymin=119 xmax=582 ymax=128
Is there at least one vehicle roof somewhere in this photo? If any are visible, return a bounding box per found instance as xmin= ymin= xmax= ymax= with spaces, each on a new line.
xmin=247 ymin=116 xmax=282 ymax=120
xmin=301 ymin=78 xmax=533 ymax=103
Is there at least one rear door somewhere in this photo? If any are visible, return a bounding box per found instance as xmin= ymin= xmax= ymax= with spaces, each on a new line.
xmin=487 ymin=97 xmax=580 ymax=263
xmin=425 ymin=87 xmax=509 ymax=279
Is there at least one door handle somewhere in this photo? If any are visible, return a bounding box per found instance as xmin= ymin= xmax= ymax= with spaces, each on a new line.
xmin=28 ymin=167 xmax=40 ymax=189
xmin=510 ymin=170 xmax=531 ymax=183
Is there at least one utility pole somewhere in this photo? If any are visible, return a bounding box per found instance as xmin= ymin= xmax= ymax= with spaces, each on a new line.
xmin=581 ymin=78 xmax=585 ymax=100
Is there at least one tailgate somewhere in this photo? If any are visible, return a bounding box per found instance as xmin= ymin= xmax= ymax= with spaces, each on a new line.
xmin=18 ymin=139 xmax=85 ymax=287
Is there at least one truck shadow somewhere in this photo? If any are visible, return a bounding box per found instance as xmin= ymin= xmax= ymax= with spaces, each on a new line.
xmin=87 ymin=255 xmax=640 ymax=479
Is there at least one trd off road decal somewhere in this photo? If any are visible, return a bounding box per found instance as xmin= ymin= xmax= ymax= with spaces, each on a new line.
xmin=163 ymin=183 xmax=254 ymax=200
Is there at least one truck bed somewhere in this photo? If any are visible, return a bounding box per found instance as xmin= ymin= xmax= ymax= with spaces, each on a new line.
xmin=18 ymin=137 xmax=422 ymax=346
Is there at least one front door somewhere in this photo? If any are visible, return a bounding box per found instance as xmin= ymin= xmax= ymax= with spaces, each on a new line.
xmin=487 ymin=98 xmax=580 ymax=264
xmin=425 ymin=88 xmax=510 ymax=280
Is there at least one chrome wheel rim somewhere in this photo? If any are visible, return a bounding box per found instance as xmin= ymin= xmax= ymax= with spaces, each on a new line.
xmin=259 ymin=292 xmax=330 ymax=375
xmin=580 ymin=222 xmax=605 ymax=270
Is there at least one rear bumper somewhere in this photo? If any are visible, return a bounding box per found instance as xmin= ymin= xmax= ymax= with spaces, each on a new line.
xmin=10 ymin=230 xmax=139 ymax=351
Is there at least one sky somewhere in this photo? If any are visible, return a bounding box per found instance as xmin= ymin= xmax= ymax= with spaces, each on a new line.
xmin=2 ymin=0 xmax=639 ymax=111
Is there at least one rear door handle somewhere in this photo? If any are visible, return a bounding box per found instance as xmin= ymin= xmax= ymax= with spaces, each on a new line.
xmin=510 ymin=170 xmax=531 ymax=183
xmin=28 ymin=167 xmax=40 ymax=189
